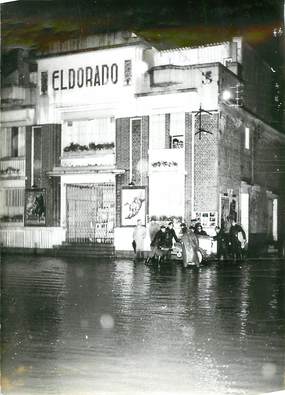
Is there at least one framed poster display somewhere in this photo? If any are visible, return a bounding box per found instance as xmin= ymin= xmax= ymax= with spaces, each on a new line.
xmin=24 ymin=188 xmax=46 ymax=226
xmin=121 ymin=186 xmax=146 ymax=226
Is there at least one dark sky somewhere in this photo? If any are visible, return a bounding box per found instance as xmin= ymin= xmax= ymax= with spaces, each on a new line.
xmin=1 ymin=0 xmax=284 ymax=66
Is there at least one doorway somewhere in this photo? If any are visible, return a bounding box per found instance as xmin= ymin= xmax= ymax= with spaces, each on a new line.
xmin=66 ymin=183 xmax=115 ymax=243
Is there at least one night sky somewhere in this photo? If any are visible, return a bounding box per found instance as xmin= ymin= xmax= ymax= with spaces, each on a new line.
xmin=1 ymin=0 xmax=284 ymax=66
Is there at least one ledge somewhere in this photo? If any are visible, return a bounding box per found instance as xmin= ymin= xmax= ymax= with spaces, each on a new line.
xmin=0 ymin=176 xmax=25 ymax=180
xmin=60 ymin=149 xmax=114 ymax=159
xmin=136 ymin=87 xmax=197 ymax=97
xmin=47 ymin=165 xmax=125 ymax=176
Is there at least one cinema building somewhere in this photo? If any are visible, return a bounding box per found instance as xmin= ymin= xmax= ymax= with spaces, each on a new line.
xmin=1 ymin=32 xmax=284 ymax=256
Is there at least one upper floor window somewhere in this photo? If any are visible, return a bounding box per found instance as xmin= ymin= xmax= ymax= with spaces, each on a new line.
xmin=124 ymin=60 xmax=132 ymax=85
xmin=245 ymin=127 xmax=250 ymax=150
xmin=169 ymin=113 xmax=185 ymax=149
xmin=11 ymin=127 xmax=19 ymax=157
xmin=41 ymin=71 xmax=48 ymax=94
xmin=171 ymin=135 xmax=184 ymax=149
xmin=62 ymin=118 xmax=115 ymax=153
xmin=0 ymin=127 xmax=25 ymax=159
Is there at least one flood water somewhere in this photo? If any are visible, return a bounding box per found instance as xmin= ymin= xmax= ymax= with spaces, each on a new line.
xmin=1 ymin=254 xmax=285 ymax=395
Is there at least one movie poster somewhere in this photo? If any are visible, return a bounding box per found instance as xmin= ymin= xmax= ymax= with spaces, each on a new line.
xmin=121 ymin=187 xmax=146 ymax=226
xmin=24 ymin=189 xmax=46 ymax=226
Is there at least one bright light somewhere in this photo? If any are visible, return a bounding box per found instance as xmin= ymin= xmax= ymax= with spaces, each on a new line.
xmin=222 ymin=90 xmax=232 ymax=101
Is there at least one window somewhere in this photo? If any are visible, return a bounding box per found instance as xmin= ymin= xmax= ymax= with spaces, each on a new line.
xmin=245 ymin=127 xmax=250 ymax=150
xmin=149 ymin=114 xmax=165 ymax=150
xmin=5 ymin=189 xmax=24 ymax=207
xmin=171 ymin=135 xmax=184 ymax=149
xmin=41 ymin=71 xmax=48 ymax=94
xmin=169 ymin=113 xmax=185 ymax=148
xmin=62 ymin=118 xmax=115 ymax=151
xmin=124 ymin=60 xmax=132 ymax=85
xmin=0 ymin=188 xmax=24 ymax=223
xmin=0 ymin=127 xmax=25 ymax=158
xmin=31 ymin=127 xmax=42 ymax=187
xmin=11 ymin=127 xmax=19 ymax=157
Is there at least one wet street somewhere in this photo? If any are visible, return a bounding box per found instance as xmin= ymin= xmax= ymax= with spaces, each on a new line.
xmin=1 ymin=255 xmax=285 ymax=395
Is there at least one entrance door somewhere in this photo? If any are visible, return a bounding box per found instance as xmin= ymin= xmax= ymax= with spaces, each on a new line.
xmin=66 ymin=183 xmax=115 ymax=243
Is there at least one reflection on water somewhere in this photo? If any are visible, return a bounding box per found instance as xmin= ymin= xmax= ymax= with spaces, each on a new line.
xmin=1 ymin=255 xmax=285 ymax=395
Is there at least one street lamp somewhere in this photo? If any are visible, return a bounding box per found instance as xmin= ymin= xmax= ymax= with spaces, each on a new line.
xmin=222 ymin=90 xmax=232 ymax=101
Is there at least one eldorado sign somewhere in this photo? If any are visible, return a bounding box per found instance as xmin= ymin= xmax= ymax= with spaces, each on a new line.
xmin=51 ymin=63 xmax=119 ymax=91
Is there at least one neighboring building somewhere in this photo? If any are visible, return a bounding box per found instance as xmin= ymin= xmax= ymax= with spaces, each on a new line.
xmin=1 ymin=32 xmax=284 ymax=256
xmin=0 ymin=49 xmax=38 ymax=246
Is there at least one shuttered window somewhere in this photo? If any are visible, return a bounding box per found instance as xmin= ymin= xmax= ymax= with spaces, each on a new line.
xmin=0 ymin=127 xmax=25 ymax=158
xmin=5 ymin=189 xmax=25 ymax=207
xmin=0 ymin=188 xmax=25 ymax=222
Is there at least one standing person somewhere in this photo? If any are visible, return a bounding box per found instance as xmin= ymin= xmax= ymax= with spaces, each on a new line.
xmin=149 ymin=218 xmax=160 ymax=244
xmin=132 ymin=219 xmax=146 ymax=261
xmin=180 ymin=223 xmax=201 ymax=268
xmin=229 ymin=218 xmax=246 ymax=261
xmin=213 ymin=226 xmax=228 ymax=260
xmin=166 ymin=222 xmax=179 ymax=248
xmin=194 ymin=223 xmax=208 ymax=236
xmin=145 ymin=225 xmax=169 ymax=264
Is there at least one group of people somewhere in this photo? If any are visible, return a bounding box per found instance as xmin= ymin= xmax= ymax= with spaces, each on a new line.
xmin=214 ymin=218 xmax=247 ymax=261
xmin=132 ymin=220 xmax=179 ymax=264
xmin=132 ymin=217 xmax=247 ymax=266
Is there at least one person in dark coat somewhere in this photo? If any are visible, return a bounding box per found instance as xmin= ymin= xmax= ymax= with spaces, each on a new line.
xmin=194 ymin=223 xmax=208 ymax=236
xmin=213 ymin=226 xmax=228 ymax=260
xmin=229 ymin=219 xmax=246 ymax=261
xmin=145 ymin=225 xmax=170 ymax=264
xmin=166 ymin=222 xmax=179 ymax=248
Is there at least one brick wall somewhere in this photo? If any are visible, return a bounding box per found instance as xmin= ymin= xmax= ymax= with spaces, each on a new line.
xmin=194 ymin=112 xmax=219 ymax=212
xmin=25 ymin=126 xmax=32 ymax=188
xmin=251 ymin=125 xmax=285 ymax=242
xmin=41 ymin=124 xmax=61 ymax=227
xmin=184 ymin=112 xmax=192 ymax=222
xmin=115 ymin=116 xmax=149 ymax=226
xmin=218 ymin=110 xmax=242 ymax=196
xmin=220 ymin=105 xmax=285 ymax=250
xmin=132 ymin=119 xmax=142 ymax=184
xmin=141 ymin=116 xmax=149 ymax=185
xmin=253 ymin=127 xmax=283 ymax=192
xmin=116 ymin=118 xmax=130 ymax=170
xmin=165 ymin=113 xmax=170 ymax=148
xmin=115 ymin=118 xmax=130 ymax=226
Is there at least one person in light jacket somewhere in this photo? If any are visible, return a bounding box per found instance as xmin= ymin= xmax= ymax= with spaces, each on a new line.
xmin=180 ymin=223 xmax=201 ymax=268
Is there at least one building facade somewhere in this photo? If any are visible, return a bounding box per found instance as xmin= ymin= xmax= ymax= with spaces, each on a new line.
xmin=1 ymin=32 xmax=284 ymax=255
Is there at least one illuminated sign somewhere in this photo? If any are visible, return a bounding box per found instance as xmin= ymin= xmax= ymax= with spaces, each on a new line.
xmin=51 ymin=63 xmax=119 ymax=91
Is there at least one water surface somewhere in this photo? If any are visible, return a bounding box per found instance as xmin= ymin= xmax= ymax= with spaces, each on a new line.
xmin=1 ymin=255 xmax=285 ymax=394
